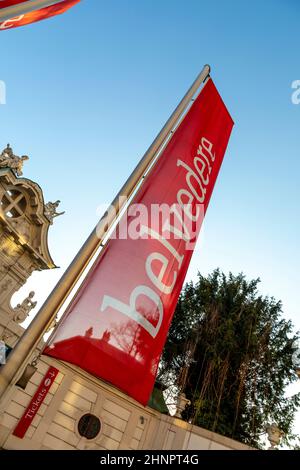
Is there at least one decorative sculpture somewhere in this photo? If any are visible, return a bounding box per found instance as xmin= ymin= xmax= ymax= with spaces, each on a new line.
xmin=0 ymin=144 xmax=29 ymax=177
xmin=13 ymin=291 xmax=37 ymax=324
xmin=175 ymin=392 xmax=191 ymax=419
xmin=266 ymin=424 xmax=284 ymax=450
xmin=44 ymin=200 xmax=65 ymax=224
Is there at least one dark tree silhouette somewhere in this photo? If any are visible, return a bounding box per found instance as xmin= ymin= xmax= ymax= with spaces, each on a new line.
xmin=158 ymin=270 xmax=300 ymax=448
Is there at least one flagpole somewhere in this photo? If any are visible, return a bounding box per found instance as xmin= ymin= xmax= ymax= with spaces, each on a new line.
xmin=0 ymin=64 xmax=210 ymax=402
xmin=0 ymin=0 xmax=64 ymax=22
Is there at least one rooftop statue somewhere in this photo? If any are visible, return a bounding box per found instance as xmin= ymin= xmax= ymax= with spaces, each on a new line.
xmin=0 ymin=144 xmax=29 ymax=176
xmin=44 ymin=200 xmax=65 ymax=224
xmin=13 ymin=291 xmax=37 ymax=324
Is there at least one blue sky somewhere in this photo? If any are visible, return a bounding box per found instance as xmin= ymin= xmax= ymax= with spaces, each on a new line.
xmin=1 ymin=0 xmax=300 ymax=435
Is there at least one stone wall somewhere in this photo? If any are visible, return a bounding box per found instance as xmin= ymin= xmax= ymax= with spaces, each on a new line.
xmin=0 ymin=356 xmax=254 ymax=451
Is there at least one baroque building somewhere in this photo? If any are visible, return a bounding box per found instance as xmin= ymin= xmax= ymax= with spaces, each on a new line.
xmin=0 ymin=144 xmax=62 ymax=349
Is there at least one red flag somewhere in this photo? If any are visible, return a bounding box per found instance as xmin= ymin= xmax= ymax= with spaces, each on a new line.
xmin=0 ymin=0 xmax=80 ymax=30
xmin=0 ymin=1 xmax=28 ymax=7
xmin=44 ymin=79 xmax=234 ymax=405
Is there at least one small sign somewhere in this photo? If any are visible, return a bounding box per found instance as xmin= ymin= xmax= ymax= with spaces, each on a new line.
xmin=13 ymin=366 xmax=59 ymax=439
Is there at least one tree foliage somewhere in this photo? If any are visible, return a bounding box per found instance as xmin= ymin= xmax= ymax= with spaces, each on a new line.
xmin=158 ymin=270 xmax=300 ymax=448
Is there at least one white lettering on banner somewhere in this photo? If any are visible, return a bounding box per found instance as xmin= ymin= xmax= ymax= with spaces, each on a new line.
xmin=200 ymin=137 xmax=216 ymax=162
xmin=177 ymin=188 xmax=200 ymax=221
xmin=162 ymin=204 xmax=194 ymax=242
xmin=100 ymin=136 xmax=216 ymax=336
xmin=145 ymin=252 xmax=177 ymax=295
xmin=140 ymin=225 xmax=184 ymax=268
xmin=0 ymin=15 xmax=24 ymax=29
xmin=101 ymin=285 xmax=163 ymax=338
xmin=177 ymin=159 xmax=207 ymax=203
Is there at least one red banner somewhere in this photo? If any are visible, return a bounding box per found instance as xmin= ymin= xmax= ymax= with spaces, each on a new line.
xmin=44 ymin=79 xmax=234 ymax=405
xmin=0 ymin=1 xmax=28 ymax=8
xmin=13 ymin=366 xmax=59 ymax=438
xmin=0 ymin=0 xmax=80 ymax=30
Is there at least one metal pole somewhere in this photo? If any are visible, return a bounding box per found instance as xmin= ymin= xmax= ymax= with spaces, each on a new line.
xmin=0 ymin=65 xmax=210 ymax=401
xmin=0 ymin=0 xmax=65 ymax=22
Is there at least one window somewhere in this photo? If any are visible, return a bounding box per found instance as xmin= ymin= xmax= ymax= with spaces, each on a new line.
xmin=77 ymin=413 xmax=101 ymax=440
xmin=0 ymin=188 xmax=27 ymax=219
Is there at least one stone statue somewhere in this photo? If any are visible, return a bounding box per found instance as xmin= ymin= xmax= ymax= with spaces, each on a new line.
xmin=13 ymin=291 xmax=37 ymax=324
xmin=175 ymin=393 xmax=191 ymax=419
xmin=266 ymin=424 xmax=284 ymax=450
xmin=0 ymin=144 xmax=29 ymax=177
xmin=44 ymin=200 xmax=65 ymax=224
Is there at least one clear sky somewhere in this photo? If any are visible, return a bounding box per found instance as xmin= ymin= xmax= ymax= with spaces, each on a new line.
xmin=1 ymin=0 xmax=300 ymax=440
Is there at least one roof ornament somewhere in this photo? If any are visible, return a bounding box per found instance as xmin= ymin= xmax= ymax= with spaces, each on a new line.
xmin=13 ymin=291 xmax=37 ymax=324
xmin=0 ymin=144 xmax=29 ymax=176
xmin=44 ymin=200 xmax=65 ymax=224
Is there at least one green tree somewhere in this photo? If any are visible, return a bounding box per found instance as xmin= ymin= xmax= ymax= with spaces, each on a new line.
xmin=158 ymin=270 xmax=300 ymax=449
